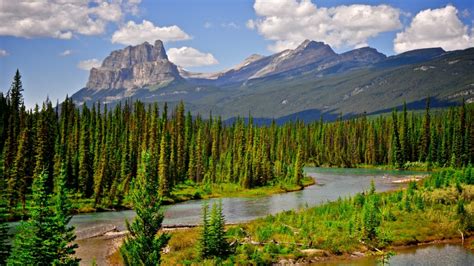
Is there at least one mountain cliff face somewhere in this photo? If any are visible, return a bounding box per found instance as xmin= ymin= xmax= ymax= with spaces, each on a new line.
xmin=86 ymin=40 xmax=181 ymax=91
xmin=72 ymin=39 xmax=473 ymax=121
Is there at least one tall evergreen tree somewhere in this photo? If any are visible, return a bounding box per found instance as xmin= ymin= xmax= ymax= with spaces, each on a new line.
xmin=419 ymin=98 xmax=431 ymax=161
xmin=208 ymin=201 xmax=230 ymax=258
xmin=8 ymin=169 xmax=79 ymax=265
xmin=51 ymin=166 xmax=80 ymax=265
xmin=120 ymin=152 xmax=170 ymax=265
xmin=159 ymin=132 xmax=170 ymax=197
xmin=391 ymin=110 xmax=404 ymax=169
xmin=199 ymin=203 xmax=210 ymax=258
xmin=199 ymin=201 xmax=230 ymax=259
xmin=293 ymin=145 xmax=304 ymax=185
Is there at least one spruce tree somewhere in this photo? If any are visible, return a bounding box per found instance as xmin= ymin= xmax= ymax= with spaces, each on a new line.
xmin=419 ymin=98 xmax=431 ymax=161
xmin=391 ymin=110 xmax=404 ymax=169
xmin=51 ymin=166 xmax=80 ymax=265
xmin=208 ymin=201 xmax=230 ymax=258
xmin=120 ymin=152 xmax=170 ymax=266
xmin=198 ymin=203 xmax=210 ymax=258
xmin=199 ymin=201 xmax=230 ymax=259
xmin=293 ymin=145 xmax=304 ymax=185
xmin=159 ymin=132 xmax=170 ymax=197
xmin=8 ymin=169 xmax=79 ymax=265
xmin=362 ymin=196 xmax=380 ymax=242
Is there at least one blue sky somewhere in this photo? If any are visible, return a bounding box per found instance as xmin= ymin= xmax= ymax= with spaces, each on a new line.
xmin=0 ymin=0 xmax=473 ymax=108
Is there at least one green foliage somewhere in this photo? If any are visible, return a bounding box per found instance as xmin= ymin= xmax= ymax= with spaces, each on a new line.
xmin=8 ymin=169 xmax=79 ymax=265
xmin=2 ymin=70 xmax=474 ymax=221
xmin=0 ymin=198 xmax=11 ymax=264
xmin=120 ymin=152 xmax=170 ymax=266
xmin=362 ymin=194 xmax=381 ymax=242
xmin=199 ymin=201 xmax=231 ymax=259
xmin=163 ymin=168 xmax=474 ymax=265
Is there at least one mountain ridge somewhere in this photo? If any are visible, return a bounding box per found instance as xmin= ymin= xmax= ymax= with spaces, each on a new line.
xmin=72 ymin=40 xmax=474 ymax=121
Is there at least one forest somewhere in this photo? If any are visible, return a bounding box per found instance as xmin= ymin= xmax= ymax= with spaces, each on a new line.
xmin=1 ymin=70 xmax=474 ymax=218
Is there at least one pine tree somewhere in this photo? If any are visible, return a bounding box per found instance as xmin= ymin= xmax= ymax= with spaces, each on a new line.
xmin=51 ymin=166 xmax=80 ymax=265
xmin=159 ymin=132 xmax=170 ymax=197
xmin=401 ymin=102 xmax=410 ymax=162
xmin=78 ymin=105 xmax=93 ymax=197
xmin=208 ymin=201 xmax=230 ymax=258
xmin=199 ymin=203 xmax=210 ymax=258
xmin=199 ymin=201 xmax=230 ymax=259
xmin=8 ymin=169 xmax=79 ymax=265
xmin=391 ymin=110 xmax=404 ymax=169
xmin=120 ymin=152 xmax=170 ymax=265
xmin=293 ymin=145 xmax=304 ymax=185
xmin=362 ymin=195 xmax=380 ymax=242
xmin=419 ymin=98 xmax=431 ymax=161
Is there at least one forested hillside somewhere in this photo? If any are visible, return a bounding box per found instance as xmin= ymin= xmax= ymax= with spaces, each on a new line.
xmin=1 ymin=71 xmax=474 ymax=217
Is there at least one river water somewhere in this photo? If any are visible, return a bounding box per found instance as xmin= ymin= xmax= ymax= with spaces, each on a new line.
xmin=10 ymin=168 xmax=474 ymax=265
xmin=319 ymin=244 xmax=474 ymax=266
xmin=71 ymin=168 xmax=417 ymax=232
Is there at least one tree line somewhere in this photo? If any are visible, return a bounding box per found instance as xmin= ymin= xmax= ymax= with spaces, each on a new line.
xmin=1 ymin=70 xmax=473 ymax=215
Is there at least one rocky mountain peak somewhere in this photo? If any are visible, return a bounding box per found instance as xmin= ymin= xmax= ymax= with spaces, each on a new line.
xmin=340 ymin=46 xmax=386 ymax=63
xmin=85 ymin=40 xmax=180 ymax=91
xmin=101 ymin=40 xmax=168 ymax=69
xmin=293 ymin=40 xmax=335 ymax=55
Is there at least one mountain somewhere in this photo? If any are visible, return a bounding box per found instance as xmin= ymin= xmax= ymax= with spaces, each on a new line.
xmin=75 ymin=40 xmax=182 ymax=104
xmin=72 ymin=40 xmax=474 ymax=121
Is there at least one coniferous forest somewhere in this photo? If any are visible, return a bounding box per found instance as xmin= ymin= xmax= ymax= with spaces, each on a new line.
xmin=1 ymin=70 xmax=474 ymax=217
xmin=3 ymin=1 xmax=474 ymax=265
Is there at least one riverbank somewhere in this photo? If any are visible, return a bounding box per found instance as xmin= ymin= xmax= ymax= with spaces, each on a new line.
xmin=156 ymin=168 xmax=473 ymax=265
xmin=305 ymin=162 xmax=438 ymax=172
xmin=5 ymin=176 xmax=315 ymax=221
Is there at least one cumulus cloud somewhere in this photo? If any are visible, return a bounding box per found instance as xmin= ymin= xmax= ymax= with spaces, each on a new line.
xmin=77 ymin=58 xmax=101 ymax=71
xmin=394 ymin=5 xmax=474 ymax=53
xmin=111 ymin=20 xmax=191 ymax=45
xmin=0 ymin=49 xmax=8 ymax=57
xmin=167 ymin=47 xmax=218 ymax=68
xmin=0 ymin=0 xmax=142 ymax=39
xmin=60 ymin=50 xmax=72 ymax=56
xmin=248 ymin=0 xmax=402 ymax=52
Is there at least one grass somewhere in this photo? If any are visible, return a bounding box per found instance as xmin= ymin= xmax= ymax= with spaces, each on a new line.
xmin=165 ymin=176 xmax=315 ymax=204
xmin=160 ymin=169 xmax=474 ymax=265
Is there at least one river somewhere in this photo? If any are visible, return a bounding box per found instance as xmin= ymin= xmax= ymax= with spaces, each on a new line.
xmin=10 ymin=168 xmax=474 ymax=265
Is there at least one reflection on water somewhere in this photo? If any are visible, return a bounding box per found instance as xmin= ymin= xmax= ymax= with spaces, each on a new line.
xmin=317 ymin=244 xmax=474 ymax=266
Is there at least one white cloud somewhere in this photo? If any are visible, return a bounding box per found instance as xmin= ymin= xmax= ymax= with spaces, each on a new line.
xmin=0 ymin=0 xmax=142 ymax=39
xmin=167 ymin=47 xmax=218 ymax=68
xmin=60 ymin=50 xmax=72 ymax=56
xmin=249 ymin=0 xmax=402 ymax=52
xmin=221 ymin=22 xmax=240 ymax=29
xmin=246 ymin=19 xmax=256 ymax=30
xmin=111 ymin=20 xmax=191 ymax=45
xmin=0 ymin=49 xmax=8 ymax=57
xmin=77 ymin=58 xmax=101 ymax=71
xmin=204 ymin=22 xmax=213 ymax=29
xmin=126 ymin=0 xmax=142 ymax=15
xmin=394 ymin=5 xmax=474 ymax=53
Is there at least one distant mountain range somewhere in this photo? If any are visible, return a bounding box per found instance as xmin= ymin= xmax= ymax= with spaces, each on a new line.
xmin=72 ymin=40 xmax=474 ymax=121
